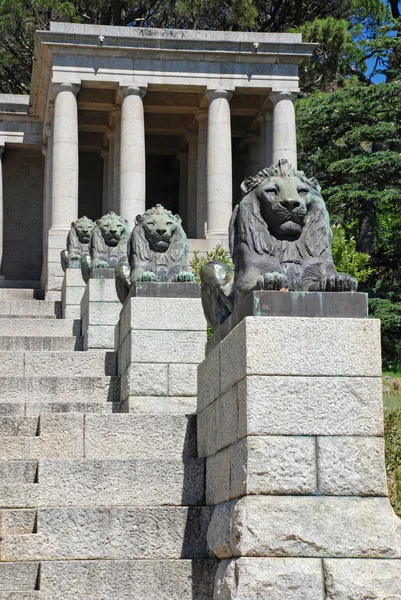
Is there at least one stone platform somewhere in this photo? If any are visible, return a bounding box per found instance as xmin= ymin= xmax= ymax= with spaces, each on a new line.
xmin=198 ymin=293 xmax=401 ymax=598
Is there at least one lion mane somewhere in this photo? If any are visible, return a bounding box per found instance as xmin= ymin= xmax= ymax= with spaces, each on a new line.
xmin=131 ymin=205 xmax=188 ymax=267
xmin=230 ymin=160 xmax=331 ymax=268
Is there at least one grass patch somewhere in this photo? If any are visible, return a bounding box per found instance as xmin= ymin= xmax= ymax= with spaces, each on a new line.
xmin=383 ymin=393 xmax=401 ymax=409
xmin=384 ymin=408 xmax=401 ymax=517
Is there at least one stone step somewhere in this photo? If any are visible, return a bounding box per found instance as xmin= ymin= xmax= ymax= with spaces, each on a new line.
xmin=0 ymin=377 xmax=118 ymax=405
xmin=0 ymin=458 xmax=204 ymax=508
xmin=0 ymin=461 xmax=37 ymax=483
xmin=0 ymin=290 xmax=44 ymax=300
xmin=0 ymin=319 xmax=80 ymax=337
xmin=0 ymin=281 xmax=40 ymax=289
xmin=0 ymin=337 xmax=82 ymax=351
xmin=0 ymin=509 xmax=37 ymax=535
xmin=1 ymin=506 xmax=213 ymax=561
xmin=0 ymin=300 xmax=58 ymax=319
xmin=0 ymin=351 xmax=117 ymax=378
xmin=0 ymin=414 xmax=196 ymax=460
xmin=39 ymin=559 xmax=216 ymax=599
xmin=0 ymin=594 xmax=41 ymax=599
xmin=0 ymin=562 xmax=39 ymax=592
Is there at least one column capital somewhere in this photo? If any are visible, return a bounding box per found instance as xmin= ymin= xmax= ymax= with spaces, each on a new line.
xmin=112 ymin=106 xmax=121 ymax=118
xmin=118 ymin=85 xmax=147 ymax=100
xmin=195 ymin=109 xmax=208 ymax=122
xmin=206 ymin=89 xmax=233 ymax=103
xmin=52 ymin=82 xmax=80 ymax=97
xmin=269 ymin=91 xmax=297 ymax=105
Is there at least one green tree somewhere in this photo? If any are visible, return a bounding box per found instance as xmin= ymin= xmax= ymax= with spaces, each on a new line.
xmin=331 ymin=224 xmax=373 ymax=282
xmin=297 ymin=81 xmax=401 ymax=297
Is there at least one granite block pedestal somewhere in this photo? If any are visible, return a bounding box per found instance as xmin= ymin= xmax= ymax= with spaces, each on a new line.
xmin=116 ymin=282 xmax=206 ymax=414
xmin=197 ymin=291 xmax=401 ymax=599
xmin=61 ymin=268 xmax=86 ymax=320
xmin=80 ymin=269 xmax=121 ymax=350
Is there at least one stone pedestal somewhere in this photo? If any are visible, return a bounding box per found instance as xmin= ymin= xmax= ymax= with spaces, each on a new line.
xmin=197 ymin=294 xmax=401 ymax=598
xmin=61 ymin=269 xmax=86 ymax=319
xmin=80 ymin=269 xmax=121 ymax=350
xmin=116 ymin=283 xmax=206 ymax=414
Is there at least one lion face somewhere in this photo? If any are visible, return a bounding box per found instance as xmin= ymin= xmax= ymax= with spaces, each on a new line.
xmin=256 ymin=176 xmax=311 ymax=240
xmin=97 ymin=213 xmax=128 ymax=247
xmin=141 ymin=213 xmax=178 ymax=253
xmin=72 ymin=216 xmax=95 ymax=244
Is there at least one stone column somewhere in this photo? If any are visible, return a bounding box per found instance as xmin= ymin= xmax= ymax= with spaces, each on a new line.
xmin=177 ymin=151 xmax=188 ymax=231
xmin=260 ymin=110 xmax=273 ymax=168
xmin=245 ymin=134 xmax=260 ymax=177
xmin=48 ymin=83 xmax=80 ymax=294
xmin=270 ymin=91 xmax=297 ymax=168
xmin=101 ymin=149 xmax=109 ymax=215
xmin=119 ymin=86 xmax=147 ymax=226
xmin=186 ymin=132 xmax=198 ymax=239
xmin=112 ymin=107 xmax=121 ymax=215
xmin=206 ymin=90 xmax=233 ymax=238
xmin=0 ymin=144 xmax=4 ymax=275
xmin=51 ymin=83 xmax=80 ymax=228
xmin=106 ymin=130 xmax=115 ymax=213
xmin=195 ymin=110 xmax=208 ymax=239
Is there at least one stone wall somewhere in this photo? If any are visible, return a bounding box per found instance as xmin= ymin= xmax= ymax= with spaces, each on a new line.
xmin=2 ymin=147 xmax=44 ymax=281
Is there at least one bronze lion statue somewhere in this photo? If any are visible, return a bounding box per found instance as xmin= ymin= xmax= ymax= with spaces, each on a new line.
xmin=200 ymin=160 xmax=357 ymax=330
xmin=81 ymin=211 xmax=130 ymax=283
xmin=60 ymin=216 xmax=95 ymax=272
xmin=115 ymin=204 xmax=195 ymax=304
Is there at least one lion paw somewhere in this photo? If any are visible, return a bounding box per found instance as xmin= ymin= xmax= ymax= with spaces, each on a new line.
xmin=91 ymin=260 xmax=109 ymax=269
xmin=325 ymin=273 xmax=357 ymax=292
xmin=262 ymin=272 xmax=289 ymax=291
xmin=174 ymin=272 xmax=196 ymax=282
xmin=137 ymin=271 xmax=160 ymax=282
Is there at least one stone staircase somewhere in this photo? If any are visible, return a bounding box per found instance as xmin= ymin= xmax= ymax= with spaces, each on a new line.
xmin=0 ymin=291 xmax=215 ymax=599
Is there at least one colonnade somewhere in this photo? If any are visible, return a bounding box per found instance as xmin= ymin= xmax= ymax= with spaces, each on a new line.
xmin=45 ymin=83 xmax=297 ymax=238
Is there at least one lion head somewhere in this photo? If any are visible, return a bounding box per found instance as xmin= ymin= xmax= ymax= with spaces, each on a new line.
xmin=96 ymin=211 xmax=129 ymax=247
xmin=232 ymin=159 xmax=331 ymax=264
xmin=132 ymin=204 xmax=188 ymax=264
xmin=69 ymin=216 xmax=95 ymax=248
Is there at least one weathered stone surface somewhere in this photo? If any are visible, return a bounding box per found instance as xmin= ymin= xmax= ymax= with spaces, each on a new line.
xmin=120 ymin=363 xmax=168 ymax=396
xmin=0 ymin=417 xmax=37 ymax=436
xmin=24 ymin=351 xmax=117 ymax=377
xmin=38 ymin=458 xmax=204 ymax=506
xmin=197 ymin=344 xmax=220 ymax=412
xmin=236 ymin=376 xmax=383 ymax=437
xmin=82 ymin=278 xmax=120 ymax=303
xmin=39 ymin=559 xmax=217 ymax=599
xmin=214 ymin=557 xmax=324 ymax=599
xmin=0 ymin=483 xmax=39 ymax=508
xmin=0 ymin=299 xmax=57 ymax=318
xmin=123 ymin=330 xmax=205 ymax=364
xmin=122 ymin=395 xmax=197 ymax=415
xmin=318 ymin=436 xmax=388 ymax=496
xmin=85 ymin=414 xmax=197 ymax=458
xmin=83 ymin=326 xmax=115 ymax=350
xmin=207 ymin=436 xmax=317 ymax=504
xmin=119 ymin=296 xmax=206 ymax=339
xmin=0 ymin=336 xmax=81 ymax=351
xmin=219 ymin=318 xmax=381 ymax=393
xmin=0 ymin=508 xmax=36 ymax=535
xmin=0 ymin=461 xmax=37 ymax=482
xmin=207 ymin=496 xmax=401 ymax=559
xmin=323 ymin=558 xmax=401 ymax=599
xmin=0 ymin=318 xmax=79 ymax=337
xmin=0 ymin=415 xmax=84 ymax=460
xmin=81 ymin=302 xmax=121 ymax=327
xmin=169 ymin=363 xmax=198 ymax=396
xmin=2 ymin=506 xmax=213 ymax=561
xmin=0 ymin=562 xmax=39 ymax=591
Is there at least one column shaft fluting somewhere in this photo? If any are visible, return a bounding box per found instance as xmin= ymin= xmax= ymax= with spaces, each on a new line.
xmin=196 ymin=111 xmax=208 ymax=238
xmin=270 ymin=91 xmax=297 ymax=167
xmin=113 ymin=107 xmax=121 ymax=214
xmin=186 ymin=132 xmax=198 ymax=239
xmin=119 ymin=86 xmax=146 ymax=226
xmin=51 ymin=83 xmax=80 ymax=228
xmin=206 ymin=89 xmax=233 ymax=238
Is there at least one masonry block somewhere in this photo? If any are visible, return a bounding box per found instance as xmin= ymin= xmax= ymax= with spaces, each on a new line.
xmin=81 ymin=278 xmax=121 ymax=350
xmin=323 ymin=558 xmax=401 ymax=599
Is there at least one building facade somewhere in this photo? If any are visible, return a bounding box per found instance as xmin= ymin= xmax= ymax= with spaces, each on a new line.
xmin=0 ymin=23 xmax=314 ymax=295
